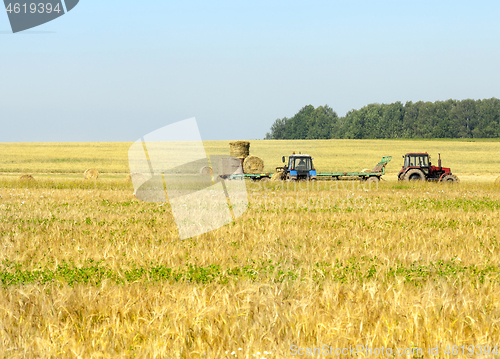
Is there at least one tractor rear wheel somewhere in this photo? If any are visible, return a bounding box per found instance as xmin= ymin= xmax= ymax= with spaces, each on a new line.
xmin=404 ymin=169 xmax=426 ymax=181
xmin=441 ymin=174 xmax=459 ymax=183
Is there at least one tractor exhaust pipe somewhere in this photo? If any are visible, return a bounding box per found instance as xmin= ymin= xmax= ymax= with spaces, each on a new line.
xmin=438 ymin=153 xmax=442 ymax=170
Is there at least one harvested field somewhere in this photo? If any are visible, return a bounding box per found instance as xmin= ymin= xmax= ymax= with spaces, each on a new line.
xmin=2 ymin=139 xmax=500 ymax=176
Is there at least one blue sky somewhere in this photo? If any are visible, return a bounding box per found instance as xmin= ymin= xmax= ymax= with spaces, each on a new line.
xmin=1 ymin=0 xmax=500 ymax=142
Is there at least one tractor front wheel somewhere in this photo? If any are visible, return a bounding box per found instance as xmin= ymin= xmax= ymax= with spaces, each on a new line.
xmin=440 ymin=174 xmax=459 ymax=183
xmin=404 ymin=169 xmax=426 ymax=181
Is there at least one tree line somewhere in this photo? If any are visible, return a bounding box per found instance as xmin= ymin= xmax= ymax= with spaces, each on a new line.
xmin=265 ymin=98 xmax=500 ymax=139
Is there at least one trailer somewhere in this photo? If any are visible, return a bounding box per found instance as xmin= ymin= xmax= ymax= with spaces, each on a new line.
xmin=227 ymin=155 xmax=392 ymax=182
xmin=227 ymin=173 xmax=273 ymax=181
xmin=315 ymin=156 xmax=392 ymax=183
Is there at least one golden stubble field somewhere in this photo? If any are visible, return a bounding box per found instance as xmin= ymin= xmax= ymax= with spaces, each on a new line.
xmin=1 ymin=139 xmax=500 ymax=178
xmin=0 ymin=140 xmax=500 ymax=358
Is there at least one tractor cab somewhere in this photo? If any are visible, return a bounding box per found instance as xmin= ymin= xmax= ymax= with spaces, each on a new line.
xmin=279 ymin=153 xmax=317 ymax=180
xmin=403 ymin=153 xmax=431 ymax=175
xmin=288 ymin=156 xmax=312 ymax=172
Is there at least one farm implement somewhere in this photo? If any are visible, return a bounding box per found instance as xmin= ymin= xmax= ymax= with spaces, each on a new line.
xmin=313 ymin=155 xmax=392 ymax=183
xmin=228 ymin=154 xmax=392 ymax=182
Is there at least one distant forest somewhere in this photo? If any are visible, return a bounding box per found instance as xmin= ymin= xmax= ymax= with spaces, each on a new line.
xmin=265 ymin=98 xmax=500 ymax=139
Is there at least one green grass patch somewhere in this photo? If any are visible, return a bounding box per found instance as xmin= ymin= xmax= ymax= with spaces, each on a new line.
xmin=1 ymin=258 xmax=498 ymax=288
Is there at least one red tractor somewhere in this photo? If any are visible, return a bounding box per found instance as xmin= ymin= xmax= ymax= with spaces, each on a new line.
xmin=398 ymin=152 xmax=459 ymax=182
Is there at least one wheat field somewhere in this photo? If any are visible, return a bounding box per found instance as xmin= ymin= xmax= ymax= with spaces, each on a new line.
xmin=0 ymin=140 xmax=500 ymax=358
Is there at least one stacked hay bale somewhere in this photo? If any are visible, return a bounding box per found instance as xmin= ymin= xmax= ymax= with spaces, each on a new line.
xmin=243 ymin=156 xmax=264 ymax=174
xmin=229 ymin=141 xmax=250 ymax=159
xmin=229 ymin=141 xmax=250 ymax=171
xmin=18 ymin=174 xmax=35 ymax=182
xmin=84 ymin=168 xmax=99 ymax=180
xmin=229 ymin=141 xmax=264 ymax=174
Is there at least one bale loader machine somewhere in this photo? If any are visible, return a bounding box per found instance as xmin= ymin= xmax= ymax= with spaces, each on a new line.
xmin=228 ymin=153 xmax=391 ymax=182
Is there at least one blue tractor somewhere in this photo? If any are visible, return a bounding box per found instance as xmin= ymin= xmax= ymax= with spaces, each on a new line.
xmin=276 ymin=153 xmax=317 ymax=180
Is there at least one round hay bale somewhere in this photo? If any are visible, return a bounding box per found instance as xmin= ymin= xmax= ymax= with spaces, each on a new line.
xmin=243 ymin=156 xmax=264 ymax=174
xmin=271 ymin=172 xmax=283 ymax=181
xmin=18 ymin=174 xmax=35 ymax=182
xmin=200 ymin=166 xmax=212 ymax=177
xmin=361 ymin=169 xmax=371 ymax=173
xmin=126 ymin=173 xmax=146 ymax=182
xmin=229 ymin=141 xmax=250 ymax=159
xmin=84 ymin=168 xmax=99 ymax=180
